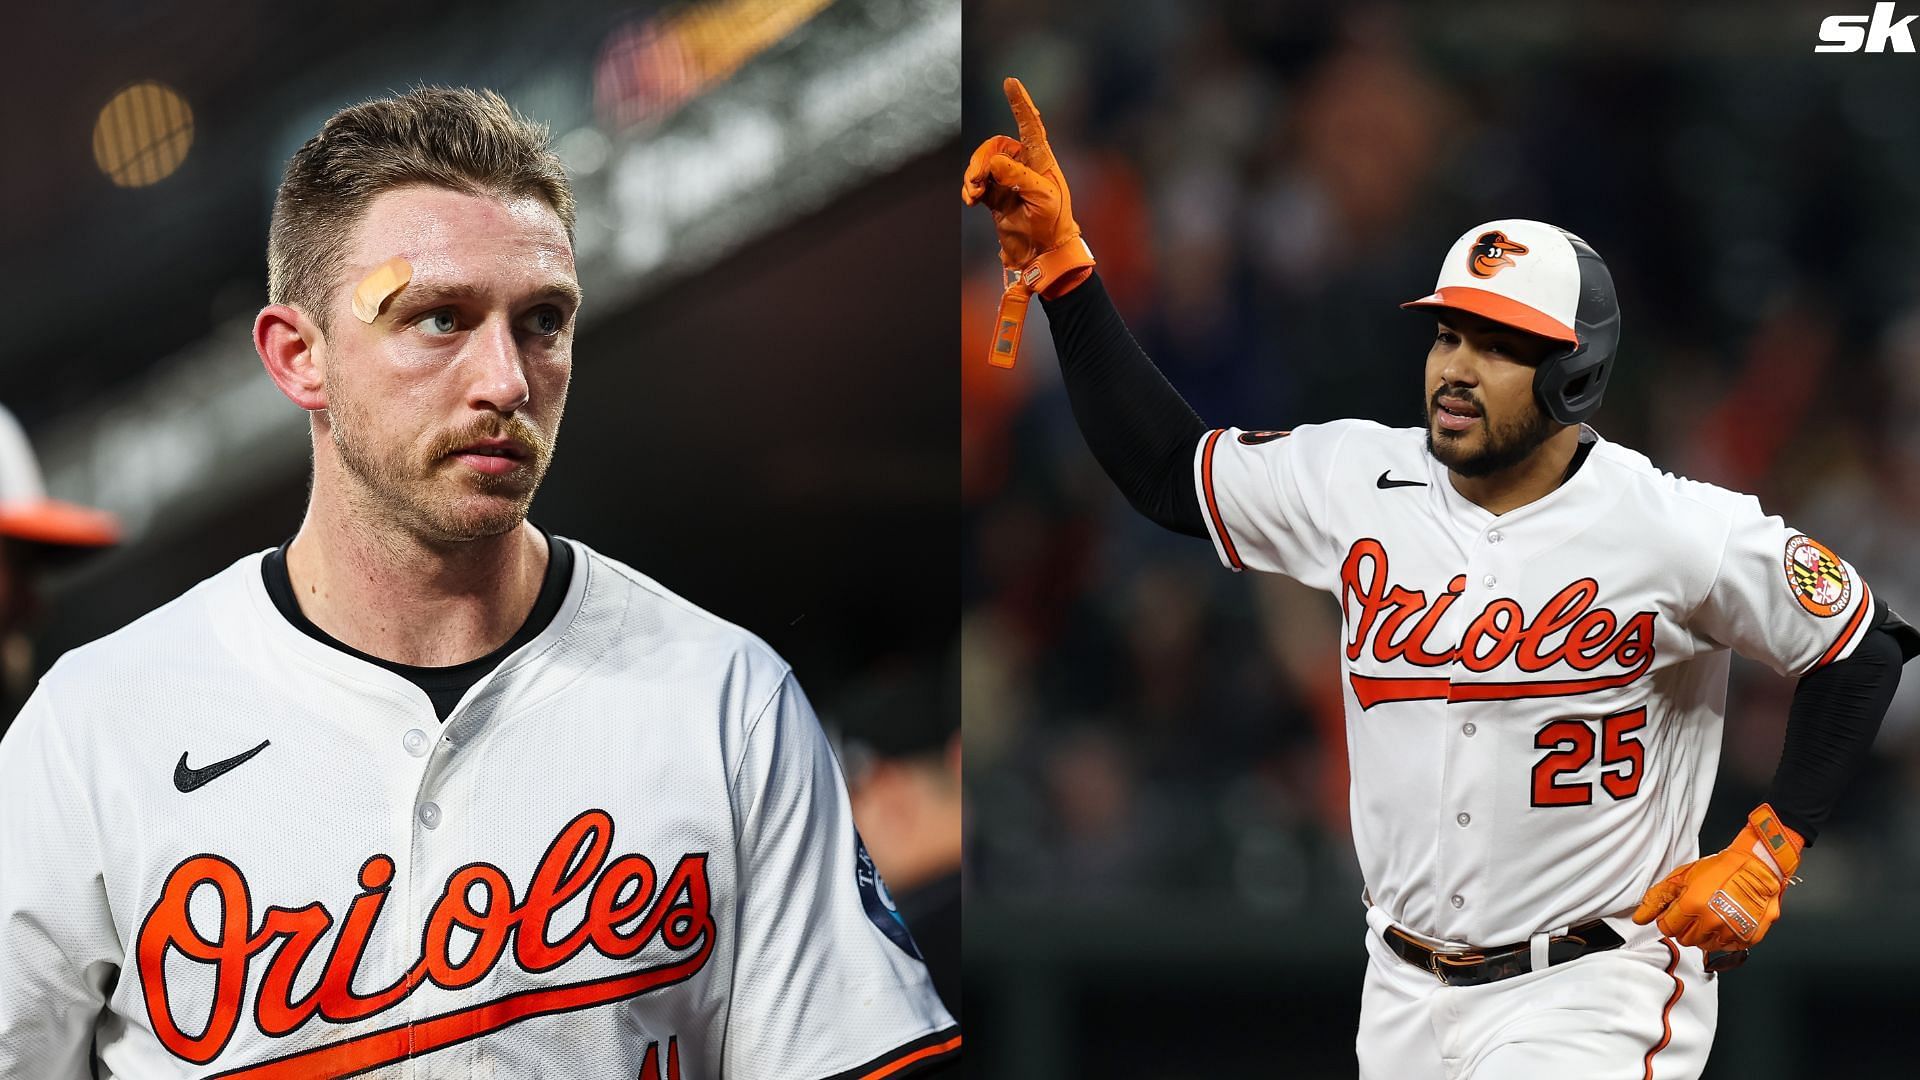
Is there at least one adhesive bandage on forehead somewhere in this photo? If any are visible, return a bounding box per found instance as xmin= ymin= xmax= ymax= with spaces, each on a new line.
xmin=351 ymin=256 xmax=413 ymax=324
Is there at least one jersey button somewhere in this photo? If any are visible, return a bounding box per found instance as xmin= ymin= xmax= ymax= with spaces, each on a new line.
xmin=1488 ymin=530 xmax=1503 ymax=544
xmin=402 ymin=728 xmax=429 ymax=757
xmin=1451 ymin=894 xmax=1465 ymax=909
xmin=1462 ymin=722 xmax=1476 ymax=736
xmin=1481 ymin=574 xmax=1497 ymax=587
xmin=1456 ymin=812 xmax=1471 ymax=827
xmin=418 ymin=802 xmax=442 ymax=829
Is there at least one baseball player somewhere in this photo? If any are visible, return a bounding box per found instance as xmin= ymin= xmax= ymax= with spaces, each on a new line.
xmin=0 ymin=88 xmax=958 ymax=1079
xmin=0 ymin=400 xmax=121 ymax=732
xmin=964 ymin=77 xmax=1917 ymax=1078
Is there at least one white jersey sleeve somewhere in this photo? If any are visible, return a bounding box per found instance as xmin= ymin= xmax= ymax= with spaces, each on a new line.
xmin=1193 ymin=420 xmax=1365 ymax=587
xmin=723 ymin=672 xmax=958 ymax=1079
xmin=1687 ymin=494 xmax=1877 ymax=677
xmin=0 ymin=689 xmax=117 ymax=1079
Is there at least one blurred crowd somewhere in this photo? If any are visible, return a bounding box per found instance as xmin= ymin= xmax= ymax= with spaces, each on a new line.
xmin=962 ymin=0 xmax=1920 ymax=913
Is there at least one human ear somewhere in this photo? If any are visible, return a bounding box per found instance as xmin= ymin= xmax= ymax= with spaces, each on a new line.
xmin=255 ymin=304 xmax=328 ymax=411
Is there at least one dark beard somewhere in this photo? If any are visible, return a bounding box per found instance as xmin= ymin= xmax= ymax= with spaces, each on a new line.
xmin=1425 ymin=389 xmax=1557 ymax=478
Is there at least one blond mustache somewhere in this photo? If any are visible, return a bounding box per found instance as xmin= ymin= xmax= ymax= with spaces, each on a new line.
xmin=428 ymin=416 xmax=551 ymax=464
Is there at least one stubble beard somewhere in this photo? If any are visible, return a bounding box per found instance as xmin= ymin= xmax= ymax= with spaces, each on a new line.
xmin=325 ymin=380 xmax=555 ymax=544
xmin=1424 ymin=387 xmax=1556 ymax=479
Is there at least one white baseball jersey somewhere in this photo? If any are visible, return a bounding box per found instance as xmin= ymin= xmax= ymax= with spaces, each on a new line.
xmin=0 ymin=538 xmax=958 ymax=1079
xmin=1195 ymin=420 xmax=1877 ymax=947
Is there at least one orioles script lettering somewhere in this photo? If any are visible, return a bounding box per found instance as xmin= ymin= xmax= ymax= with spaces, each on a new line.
xmin=1340 ymin=538 xmax=1657 ymax=709
xmin=135 ymin=808 xmax=713 ymax=1077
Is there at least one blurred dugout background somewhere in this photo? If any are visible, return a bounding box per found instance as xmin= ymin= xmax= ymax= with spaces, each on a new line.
xmin=0 ymin=0 xmax=961 ymax=1012
xmin=963 ymin=1 xmax=1920 ymax=1076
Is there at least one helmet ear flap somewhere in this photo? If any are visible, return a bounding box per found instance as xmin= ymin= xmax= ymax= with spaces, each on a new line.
xmin=1535 ymin=340 xmax=1609 ymax=426
xmin=1535 ymin=231 xmax=1620 ymax=426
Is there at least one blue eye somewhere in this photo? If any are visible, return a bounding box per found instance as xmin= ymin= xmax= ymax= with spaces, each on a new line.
xmin=418 ymin=311 xmax=459 ymax=336
xmin=521 ymin=307 xmax=563 ymax=337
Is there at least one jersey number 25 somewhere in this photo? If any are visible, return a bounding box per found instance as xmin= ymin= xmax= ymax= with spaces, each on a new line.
xmin=1530 ymin=708 xmax=1647 ymax=807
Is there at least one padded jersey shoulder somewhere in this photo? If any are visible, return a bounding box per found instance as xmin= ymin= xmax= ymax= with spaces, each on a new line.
xmin=1580 ymin=439 xmax=1761 ymax=615
xmin=1271 ymin=416 xmax=1398 ymax=449
xmin=1583 ymin=439 xmax=1763 ymax=525
xmin=1298 ymin=420 xmax=1436 ymax=487
xmin=37 ymin=551 xmax=265 ymax=699
xmin=560 ymin=534 xmax=794 ymax=745
xmin=1229 ymin=417 xmax=1413 ymax=469
xmin=567 ymin=540 xmax=803 ymax=790
xmin=568 ymin=539 xmax=795 ymax=700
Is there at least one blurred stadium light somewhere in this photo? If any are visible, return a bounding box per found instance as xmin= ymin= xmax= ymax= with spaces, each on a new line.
xmin=92 ymin=81 xmax=195 ymax=188
xmin=594 ymin=0 xmax=837 ymax=127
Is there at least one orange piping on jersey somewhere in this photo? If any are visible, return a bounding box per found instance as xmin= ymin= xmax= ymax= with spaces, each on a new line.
xmin=857 ymin=1033 xmax=964 ymax=1079
xmin=1200 ymin=429 xmax=1243 ymax=571
xmin=1813 ymin=582 xmax=1873 ymax=670
xmin=1642 ymin=937 xmax=1683 ymax=1079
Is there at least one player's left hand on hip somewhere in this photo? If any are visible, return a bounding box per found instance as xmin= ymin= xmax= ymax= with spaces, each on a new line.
xmin=1631 ymin=802 xmax=1804 ymax=953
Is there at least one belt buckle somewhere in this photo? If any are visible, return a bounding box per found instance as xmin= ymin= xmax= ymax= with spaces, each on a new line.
xmin=1428 ymin=948 xmax=1485 ymax=986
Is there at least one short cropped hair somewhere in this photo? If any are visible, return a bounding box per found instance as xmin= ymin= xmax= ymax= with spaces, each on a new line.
xmin=266 ymin=86 xmax=575 ymax=329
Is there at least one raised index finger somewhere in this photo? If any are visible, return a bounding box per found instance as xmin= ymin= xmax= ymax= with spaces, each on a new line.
xmin=1003 ymin=77 xmax=1048 ymax=148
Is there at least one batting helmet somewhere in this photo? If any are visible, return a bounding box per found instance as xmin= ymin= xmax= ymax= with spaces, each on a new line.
xmin=0 ymin=402 xmax=120 ymax=556
xmin=1402 ymin=219 xmax=1620 ymax=426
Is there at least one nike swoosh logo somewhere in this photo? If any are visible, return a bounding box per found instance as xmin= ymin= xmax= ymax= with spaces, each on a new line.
xmin=1376 ymin=470 xmax=1427 ymax=489
xmin=174 ymin=740 xmax=271 ymax=793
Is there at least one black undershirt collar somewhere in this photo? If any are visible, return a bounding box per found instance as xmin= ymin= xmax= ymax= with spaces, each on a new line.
xmin=1562 ymin=428 xmax=1597 ymax=482
xmin=261 ymin=530 xmax=574 ymax=720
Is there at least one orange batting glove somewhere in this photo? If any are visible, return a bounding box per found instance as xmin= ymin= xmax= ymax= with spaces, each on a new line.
xmin=961 ymin=76 xmax=1096 ymax=368
xmin=1633 ymin=803 xmax=1804 ymax=957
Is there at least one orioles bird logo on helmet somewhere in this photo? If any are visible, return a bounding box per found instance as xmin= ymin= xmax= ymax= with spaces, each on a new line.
xmin=1467 ymin=230 xmax=1529 ymax=278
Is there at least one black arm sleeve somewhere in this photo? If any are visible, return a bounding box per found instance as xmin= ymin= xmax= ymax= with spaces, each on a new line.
xmin=1041 ymin=273 xmax=1210 ymax=537
xmin=1766 ymin=607 xmax=1910 ymax=844
xmin=1878 ymin=603 xmax=1920 ymax=662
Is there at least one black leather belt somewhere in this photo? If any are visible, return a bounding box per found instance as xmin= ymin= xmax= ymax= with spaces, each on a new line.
xmin=1382 ymin=919 xmax=1625 ymax=987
